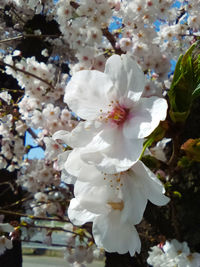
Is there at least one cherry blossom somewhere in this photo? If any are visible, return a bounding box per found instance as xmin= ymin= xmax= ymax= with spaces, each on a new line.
xmin=64 ymin=54 xmax=168 ymax=173
xmin=65 ymin=156 xmax=169 ymax=255
xmin=64 ymin=154 xmax=169 ymax=222
xmin=0 ymin=236 xmax=13 ymax=256
xmin=147 ymin=240 xmax=200 ymax=267
xmin=1 ymin=0 xmax=200 ymax=263
xmin=68 ymin=182 xmax=141 ymax=256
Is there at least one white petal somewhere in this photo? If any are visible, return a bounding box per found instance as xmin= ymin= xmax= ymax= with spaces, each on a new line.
xmin=131 ymin=161 xmax=169 ymax=206
xmin=121 ymin=173 xmax=148 ymax=225
xmin=52 ymin=130 xmax=70 ymax=144
xmin=64 ymin=70 xmax=113 ymax=120
xmin=57 ymin=150 xmax=70 ymax=170
xmin=122 ymin=54 xmax=145 ymax=101
xmin=104 ymin=55 xmax=128 ymax=99
xmin=93 ymin=211 xmax=141 ymax=256
xmin=61 ymin=168 xmax=76 ymax=185
xmin=53 ymin=121 xmax=102 ymax=148
xmin=104 ymin=55 xmax=145 ymax=102
xmin=81 ymin=128 xmax=143 ymax=174
xmin=68 ymin=198 xmax=97 ymax=226
xmin=65 ymin=149 xmax=103 ymax=184
xmin=123 ymin=97 xmax=168 ymax=139
xmin=74 ymin=181 xmax=110 ymax=214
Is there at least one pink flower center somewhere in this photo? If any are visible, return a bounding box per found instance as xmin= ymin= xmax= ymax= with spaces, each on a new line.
xmin=99 ymin=101 xmax=130 ymax=126
xmin=108 ymin=104 xmax=129 ymax=125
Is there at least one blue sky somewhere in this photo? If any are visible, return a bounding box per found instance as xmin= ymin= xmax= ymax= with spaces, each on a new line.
xmin=24 ymin=128 xmax=44 ymax=159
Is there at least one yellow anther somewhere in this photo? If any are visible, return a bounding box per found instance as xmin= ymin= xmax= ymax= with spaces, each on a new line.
xmin=107 ymin=201 xmax=124 ymax=211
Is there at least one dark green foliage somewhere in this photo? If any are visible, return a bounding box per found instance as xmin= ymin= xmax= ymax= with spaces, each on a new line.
xmin=168 ymin=44 xmax=196 ymax=122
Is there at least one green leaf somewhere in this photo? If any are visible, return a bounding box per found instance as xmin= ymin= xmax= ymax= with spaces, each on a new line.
xmin=177 ymin=156 xmax=192 ymax=168
xmin=181 ymin=42 xmax=196 ymax=69
xmin=169 ymin=110 xmax=190 ymax=123
xmin=141 ymin=155 xmax=160 ymax=169
xmin=168 ymin=43 xmax=197 ymax=122
xmin=139 ymin=137 xmax=154 ymax=160
xmin=192 ymin=83 xmax=200 ymax=100
xmin=192 ymin=40 xmax=200 ymax=85
xmin=169 ymin=54 xmax=183 ymax=91
xmin=140 ymin=122 xmax=168 ymax=159
xmin=173 ymin=191 xmax=182 ymax=198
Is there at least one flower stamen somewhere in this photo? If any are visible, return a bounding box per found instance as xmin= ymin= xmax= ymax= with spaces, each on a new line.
xmin=106 ymin=102 xmax=129 ymax=126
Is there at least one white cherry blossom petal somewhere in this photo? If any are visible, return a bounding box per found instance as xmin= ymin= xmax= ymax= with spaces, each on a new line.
xmin=132 ymin=161 xmax=169 ymax=206
xmin=68 ymin=198 xmax=97 ymax=226
xmin=52 ymin=130 xmax=70 ymax=144
xmin=123 ymin=97 xmax=168 ymax=139
xmin=122 ymin=54 xmax=145 ymax=101
xmin=61 ymin=168 xmax=76 ymax=185
xmin=104 ymin=55 xmax=145 ymax=101
xmin=53 ymin=121 xmax=102 ymax=148
xmin=74 ymin=181 xmax=111 ymax=214
xmin=69 ymin=182 xmax=142 ymax=256
xmin=104 ymin=55 xmax=128 ymax=99
xmin=121 ymin=172 xmax=148 ymax=225
xmin=67 ymin=166 xmax=168 ymax=256
xmin=93 ymin=211 xmax=141 ymax=256
xmin=57 ymin=150 xmax=71 ymax=170
xmin=65 ymin=149 xmax=103 ymax=184
xmin=81 ymin=129 xmax=144 ymax=173
xmin=64 ymin=70 xmax=113 ymax=120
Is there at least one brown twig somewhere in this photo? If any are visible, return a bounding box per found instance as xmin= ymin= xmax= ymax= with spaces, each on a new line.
xmin=0 ymin=182 xmax=15 ymax=192
xmin=10 ymin=4 xmax=26 ymax=24
xmin=0 ymin=60 xmax=55 ymax=91
xmin=0 ymin=36 xmax=23 ymax=44
xmin=168 ymin=134 xmax=180 ymax=168
xmin=0 ymin=209 xmax=69 ymax=223
xmin=20 ymin=223 xmax=79 ymax=236
xmin=0 ymin=34 xmax=61 ymax=44
xmin=2 ymin=196 xmax=33 ymax=209
xmin=102 ymin=28 xmax=124 ymax=55
xmin=26 ymin=128 xmax=46 ymax=150
xmin=69 ymin=1 xmax=124 ymax=55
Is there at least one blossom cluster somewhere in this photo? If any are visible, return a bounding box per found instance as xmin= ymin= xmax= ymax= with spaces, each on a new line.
xmin=17 ymin=159 xmax=60 ymax=193
xmin=53 ymin=54 xmax=169 ymax=256
xmin=4 ymin=53 xmax=64 ymax=103
xmin=64 ymin=227 xmax=104 ymax=266
xmin=0 ymin=0 xmax=200 ymax=264
xmin=147 ymin=239 xmax=200 ymax=267
xmin=0 ymin=216 xmax=14 ymax=256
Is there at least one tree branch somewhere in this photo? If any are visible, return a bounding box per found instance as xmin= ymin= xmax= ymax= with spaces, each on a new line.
xmin=20 ymin=223 xmax=80 ymax=236
xmin=0 ymin=209 xmax=69 ymax=223
xmin=0 ymin=60 xmax=55 ymax=91
xmin=69 ymin=1 xmax=124 ymax=55
xmin=102 ymin=28 xmax=124 ymax=55
xmin=0 ymin=34 xmax=61 ymax=44
xmin=26 ymin=128 xmax=45 ymax=150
